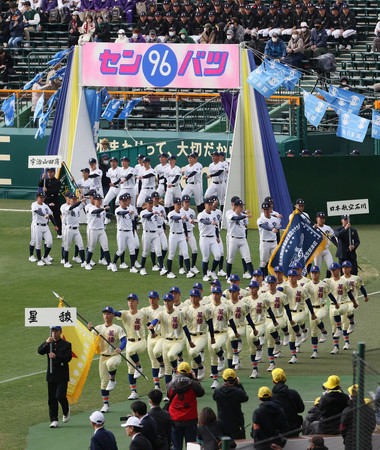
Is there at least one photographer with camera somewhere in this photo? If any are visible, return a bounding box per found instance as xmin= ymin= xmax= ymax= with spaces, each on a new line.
xmin=212 ymin=369 xmax=249 ymax=440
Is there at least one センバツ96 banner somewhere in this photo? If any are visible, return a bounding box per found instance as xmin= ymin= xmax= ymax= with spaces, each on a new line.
xmin=82 ymin=43 xmax=240 ymax=89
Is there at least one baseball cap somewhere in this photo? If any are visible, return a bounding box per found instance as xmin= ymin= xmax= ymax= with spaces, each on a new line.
xmin=301 ymin=149 xmax=311 ymax=156
xmin=121 ymin=416 xmax=143 ymax=428
xmin=310 ymin=265 xmax=320 ymax=272
xmin=127 ymin=293 xmax=139 ymax=301
xmin=264 ymin=196 xmax=274 ymax=203
xmin=323 ymin=375 xmax=340 ymax=390
xmin=223 ymin=368 xmax=237 ymax=380
xmin=228 ymin=284 xmax=240 ymax=292
xmin=274 ymin=265 xmax=284 ymax=273
xmin=234 ymin=199 xmax=244 ymax=207
xmin=170 ymin=286 xmax=181 ymax=294
xmin=348 ymin=384 xmax=359 ymax=396
xmin=195 ymin=10 xmax=202 ymax=15
xmin=36 ymin=192 xmax=46 ymax=197
xmin=208 ymin=10 xmax=215 ymax=15
xmin=89 ymin=157 xmax=97 ymax=164
xmin=181 ymin=11 xmax=188 ymax=16
xmin=81 ymin=168 xmax=90 ymax=173
xmin=341 ymin=214 xmax=349 ymax=220
xmin=231 ymin=196 xmax=240 ymax=203
xmin=350 ymin=149 xmax=360 ymax=155
xmin=258 ymin=386 xmax=272 ymax=399
xmin=266 ymin=275 xmax=277 ymax=283
xmin=287 ymin=269 xmax=298 ymax=276
xmin=47 ymin=167 xmax=56 ymax=172
xmin=102 ymin=306 xmax=114 ymax=314
xmin=51 ymin=325 xmax=62 ymax=331
xmin=307 ymin=2 xmax=314 ymax=6
xmin=89 ymin=411 xmax=105 ymax=425
xmin=212 ymin=286 xmax=222 ymax=294
xmin=145 ymin=196 xmax=153 ymax=203
xmin=342 ymin=260 xmax=352 ymax=268
xmin=119 ymin=193 xmax=131 ymax=201
xmin=121 ymin=156 xmax=130 ymax=162
xmin=262 ymin=202 xmax=271 ymax=209
xmin=300 ymin=21 xmax=308 ymax=27
xmin=253 ymin=269 xmax=263 ymax=277
xmin=142 ymin=157 xmax=150 ymax=163
xmin=174 ymin=197 xmax=182 ymax=204
xmin=68 ymin=192 xmax=77 ymax=199
xmin=163 ymin=293 xmax=174 ymax=301
xmin=286 ymin=149 xmax=295 ymax=155
xmin=182 ymin=195 xmax=190 ymax=202
xmin=316 ymin=211 xmax=326 ymax=218
xmin=204 ymin=197 xmax=214 ymax=204
xmin=109 ymin=156 xmax=118 ymax=162
xmin=230 ymin=274 xmax=240 ymax=281
xmin=64 ymin=192 xmax=71 ymax=198
xmin=313 ymin=149 xmax=323 ymax=156
xmin=342 ymin=2 xmax=349 ymax=7
xmin=160 ymin=152 xmax=168 ymax=158
xmin=249 ymin=280 xmax=259 ymax=288
xmin=190 ymin=288 xmax=201 ymax=297
xmin=295 ymin=198 xmax=305 ymax=205
xmin=272 ymin=368 xmax=287 ymax=383
xmin=117 ymin=29 xmax=126 ymax=34
xmin=155 ymin=10 xmax=161 ymax=15
xmin=331 ymin=3 xmax=339 ymax=9
xmin=151 ymin=191 xmax=160 ymax=198
xmin=140 ymin=11 xmax=147 ymax=15
xmin=93 ymin=194 xmax=103 ymax=200
xmin=291 ymin=261 xmax=303 ymax=269
xmin=193 ymin=282 xmax=203 ymax=290
xmin=257 ymin=4 xmax=264 ymax=9
xmin=148 ymin=290 xmax=159 ymax=298
xmin=211 ymin=279 xmax=222 ymax=286
xmin=101 ymin=153 xmax=109 ymax=159
xmin=329 ymin=262 xmax=341 ymax=270
xmin=178 ymin=362 xmax=191 ymax=374
xmin=87 ymin=189 xmax=97 ymax=197
xmin=269 ymin=4 xmax=276 ymax=8
xmin=168 ymin=155 xmax=177 ymax=160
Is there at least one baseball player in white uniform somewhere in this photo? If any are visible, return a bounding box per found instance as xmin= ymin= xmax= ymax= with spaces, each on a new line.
xmin=152 ymin=191 xmax=168 ymax=269
xmin=139 ymin=196 xmax=167 ymax=276
xmin=313 ymin=211 xmax=335 ymax=277
xmin=59 ymin=193 xmax=71 ymax=265
xmin=289 ymin=198 xmax=310 ymax=221
xmin=179 ymin=194 xmax=199 ymax=274
xmin=211 ymin=196 xmax=226 ymax=277
xmin=166 ymin=197 xmax=195 ymax=279
xmin=155 ymin=153 xmax=170 ymax=198
xmin=204 ymin=152 xmax=224 ymax=205
xmin=218 ymin=151 xmax=229 ymax=208
xmin=87 ymin=306 xmax=126 ymax=413
xmin=31 ymin=192 xmax=58 ymax=266
xmin=88 ymin=157 xmax=104 ymax=196
xmin=115 ymin=293 xmax=147 ymax=400
xmin=136 ymin=157 xmax=156 ymax=211
xmin=134 ymin=154 xmax=145 ymax=199
xmin=226 ymin=199 xmax=253 ymax=280
xmin=103 ymin=157 xmax=123 ymax=207
xmin=257 ymin=201 xmax=282 ymax=277
xmin=164 ymin=156 xmax=182 ymax=210
xmin=84 ymin=194 xmax=112 ymax=271
xmin=117 ymin=156 xmax=136 ymax=207
xmin=110 ymin=193 xmax=139 ymax=272
xmin=181 ymin=153 xmax=204 ymax=211
xmin=198 ymin=197 xmax=222 ymax=281
xmin=76 ymin=168 xmax=95 ymax=198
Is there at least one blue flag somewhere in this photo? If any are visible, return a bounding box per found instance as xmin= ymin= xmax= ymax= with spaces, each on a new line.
xmin=119 ymin=98 xmax=143 ymax=120
xmin=1 ymin=94 xmax=15 ymax=127
xmin=337 ymin=111 xmax=370 ymax=143
xmin=47 ymin=88 xmax=60 ymax=109
xmin=372 ymin=110 xmax=380 ymax=139
xmin=35 ymin=110 xmax=50 ymax=139
xmin=85 ymin=89 xmax=109 ymax=148
xmin=302 ymin=89 xmax=328 ymax=127
xmin=47 ymin=49 xmax=70 ymax=66
xmin=101 ymin=99 xmax=122 ymax=122
xmin=49 ymin=66 xmax=66 ymax=81
xmin=247 ymin=64 xmax=284 ymax=98
xmin=328 ymin=85 xmax=365 ymax=115
xmin=315 ymin=87 xmax=336 ymax=104
xmin=23 ymin=71 xmax=45 ymax=91
xmin=33 ymin=92 xmax=44 ymax=122
xmin=101 ymin=88 xmax=110 ymax=103
xmin=264 ymin=59 xmax=302 ymax=91
xmin=269 ymin=211 xmax=325 ymax=277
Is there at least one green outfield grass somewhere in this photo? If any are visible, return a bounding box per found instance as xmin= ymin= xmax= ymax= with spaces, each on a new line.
xmin=1 ymin=199 xmax=379 ymax=449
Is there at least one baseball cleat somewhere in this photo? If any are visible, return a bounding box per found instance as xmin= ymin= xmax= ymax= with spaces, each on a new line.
xmin=301 ymin=329 xmax=309 ymax=343
xmin=134 ymin=261 xmax=141 ymax=268
xmin=134 ymin=366 xmax=143 ymax=379
xmin=50 ymin=421 xmax=59 ymax=428
xmin=100 ymin=404 xmax=109 ymax=413
xmin=72 ymin=256 xmax=81 ymax=263
xmin=330 ymin=346 xmax=339 ymax=355
xmin=119 ymin=263 xmax=129 ymax=269
xmin=296 ymin=346 xmax=300 ymax=353
xmin=198 ymin=367 xmax=205 ymax=381
xmin=295 ymin=334 xmax=303 ymax=347
xmin=106 ymin=379 xmax=116 ymax=391
xmin=110 ymin=263 xmax=118 ymax=272
xmin=217 ymin=269 xmax=226 ymax=277
xmin=217 ymin=356 xmax=226 ymax=372
xmin=250 ymin=369 xmax=259 ymax=379
xmin=63 ymin=262 xmax=72 ymax=268
xmin=179 ymin=268 xmax=186 ymax=275
xmin=154 ymin=385 xmax=161 ymax=390
xmin=130 ymin=267 xmax=139 ymax=273
xmin=319 ymin=332 xmax=328 ymax=343
xmin=186 ymin=271 xmax=195 ymax=278
xmin=84 ymin=264 xmax=92 ymax=270
xmin=152 ymin=265 xmax=160 ymax=272
xmin=347 ymin=322 xmax=356 ymax=334
xmin=310 ymin=351 xmax=318 ymax=359
xmin=209 ymin=272 xmax=218 ymax=279
xmin=283 ymin=334 xmax=290 ymax=346
xmin=140 ymin=268 xmax=147 ymax=276
xmin=203 ymin=275 xmax=210 ymax=282
xmin=167 ymin=272 xmax=176 ymax=279
xmin=232 ymin=354 xmax=239 ymax=365
xmin=81 ymin=262 xmax=86 ymax=268
xmin=288 ymin=355 xmax=298 ymax=364
xmin=211 ymin=379 xmax=219 ymax=389
xmin=128 ymin=391 xmax=139 ymax=400
xmin=160 ymin=268 xmax=168 ymax=276
xmin=60 ymin=258 xmax=65 ymax=264
xmin=158 ymin=366 xmax=165 ymax=378
xmin=267 ymin=363 xmax=275 ymax=372
xmin=255 ymin=349 xmax=263 ymax=362
xmin=274 ymin=351 xmax=282 ymax=358
xmin=57 ymin=235 xmax=62 ymax=239
xmin=191 ymin=266 xmax=200 ymax=274
xmin=90 ymin=260 xmax=96 ymax=266
xmin=29 ymin=255 xmax=37 ymax=262
xmin=43 ymin=257 xmax=52 ymax=265
xmin=333 ymin=328 xmax=342 ymax=338
xmin=243 ymin=272 xmax=251 ymax=279
xmin=98 ymin=258 xmax=107 ymax=266
xmin=274 ymin=342 xmax=282 ymax=355
xmin=343 ymin=342 xmax=351 ymax=350
xmin=106 ymin=264 xmax=112 ymax=271
xmin=47 ymin=255 xmax=53 ymax=262
xmin=163 ymin=396 xmax=169 ymax=402
xmin=62 ymin=408 xmax=70 ymax=423
xmin=37 ymin=260 xmax=45 ymax=266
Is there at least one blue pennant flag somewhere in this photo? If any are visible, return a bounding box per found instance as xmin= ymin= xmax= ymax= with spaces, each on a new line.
xmin=85 ymin=89 xmax=109 ymax=148
xmin=247 ymin=64 xmax=284 ymax=99
xmin=35 ymin=109 xmax=50 ymax=139
xmin=33 ymin=92 xmax=44 ymax=122
xmin=47 ymin=49 xmax=70 ymax=66
xmin=1 ymin=94 xmax=15 ymax=127
xmin=101 ymin=88 xmax=110 ymax=103
xmin=315 ymin=87 xmax=336 ymax=104
xmin=264 ymin=59 xmax=302 ymax=91
xmin=119 ymin=98 xmax=143 ymax=120
xmin=337 ymin=111 xmax=370 ymax=143
xmin=101 ymin=99 xmax=122 ymax=122
xmin=49 ymin=66 xmax=66 ymax=81
xmin=23 ymin=71 xmax=45 ymax=91
xmin=302 ymin=89 xmax=328 ymax=127
xmin=269 ymin=211 xmax=325 ymax=277
xmin=47 ymin=88 xmax=60 ymax=109
xmin=372 ymin=110 xmax=380 ymax=139
xmin=328 ymin=85 xmax=365 ymax=115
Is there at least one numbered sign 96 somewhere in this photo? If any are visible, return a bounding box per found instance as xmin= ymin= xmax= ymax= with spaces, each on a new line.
xmin=142 ymin=45 xmax=178 ymax=87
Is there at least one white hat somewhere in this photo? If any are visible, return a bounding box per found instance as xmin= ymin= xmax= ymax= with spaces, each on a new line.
xmin=89 ymin=411 xmax=105 ymax=425
xmin=121 ymin=416 xmax=143 ymax=428
xmin=118 ymin=29 xmax=126 ymax=34
xmin=300 ymin=21 xmax=308 ymax=27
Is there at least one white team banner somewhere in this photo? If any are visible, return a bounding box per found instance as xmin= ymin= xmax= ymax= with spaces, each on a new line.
xmin=327 ymin=199 xmax=369 ymax=217
xmin=28 ymin=155 xmax=62 ymax=169
xmin=25 ymin=307 xmax=77 ymax=327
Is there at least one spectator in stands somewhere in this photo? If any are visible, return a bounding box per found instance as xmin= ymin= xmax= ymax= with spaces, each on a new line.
xmin=271 ymin=368 xmax=305 ymax=437
xmin=222 ymin=3 xmax=234 ymax=23
xmin=150 ymin=11 xmax=166 ymax=39
xmin=197 ymin=407 xmax=236 ymax=450
xmin=213 ymin=369 xmax=249 ymax=440
xmin=306 ymin=19 xmax=328 ymax=57
xmin=246 ymin=31 xmax=265 ymax=66
xmin=317 ymin=375 xmax=349 ymax=435
xmin=164 ymin=26 xmax=179 ymax=42
xmin=147 ymin=389 xmax=172 ymax=450
xmin=304 ymin=2 xmax=318 ymax=29
xmin=339 ymin=75 xmax=350 ymax=89
xmin=300 ymin=21 xmax=311 ymax=52
xmin=338 ymin=3 xmax=356 ymax=50
xmin=313 ymin=149 xmax=323 ymax=156
xmin=8 ymin=11 xmax=24 ymax=53
xmin=179 ymin=28 xmax=195 ymax=43
xmin=264 ymin=33 xmax=286 ymax=60
xmin=167 ymin=362 xmax=205 ymax=450
xmin=303 ymin=397 xmax=322 ymax=435
xmin=0 ymin=47 xmax=16 ymax=85
xmin=224 ymin=28 xmax=238 ymax=43
xmin=317 ymin=6 xmax=332 ymax=36
xmin=94 ymin=14 xmax=111 ymax=42
xmin=115 ymin=28 xmax=128 ymax=43
xmin=46 ymin=62 xmax=62 ymax=90
xmin=301 ymin=149 xmax=311 ymax=157
xmin=251 ymin=386 xmax=288 ymax=450
xmin=225 ymin=16 xmax=244 ymax=42
xmin=200 ymin=23 xmax=215 ymax=43
xmin=373 ymin=14 xmax=380 ymax=52
xmin=0 ymin=15 xmax=10 ymax=46
xmin=293 ymin=4 xmax=304 ymax=31
xmin=146 ymin=28 xmax=160 ymax=43
xmin=78 ymin=14 xmax=95 ymax=44
xmin=214 ymin=22 xmax=226 ymax=43
xmin=5 ymin=2 xmax=21 ymax=20
xmin=265 ymin=4 xmax=281 ymax=37
xmin=279 ymin=4 xmax=294 ymax=40
xmin=136 ymin=12 xmax=149 ymax=37
xmin=284 ymin=29 xmax=305 ymax=67
xmin=189 ymin=12 xmax=204 ymax=40
xmin=22 ymin=1 xmax=39 ymax=47
xmin=130 ymin=27 xmax=146 ymax=42
xmin=329 ymin=4 xmax=341 ymax=39
xmin=67 ymin=11 xmax=82 ymax=47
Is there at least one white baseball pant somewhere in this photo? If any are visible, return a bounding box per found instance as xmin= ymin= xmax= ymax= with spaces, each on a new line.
xmin=116 ymin=229 xmax=136 ymax=257
xmin=227 ymin=237 xmax=251 ymax=264
xmin=200 ymin=236 xmax=221 ymax=262
xmin=164 ymin=185 xmax=182 ymax=208
xmin=168 ymin=232 xmax=189 ymax=260
xmin=87 ymin=229 xmax=109 ymax=252
xmin=142 ymin=231 xmax=162 ymax=257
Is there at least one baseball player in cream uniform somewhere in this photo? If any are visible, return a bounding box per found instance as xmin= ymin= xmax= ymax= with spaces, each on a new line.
xmin=180 ymin=194 xmax=199 ymax=274
xmin=103 ymin=157 xmax=123 ymax=207
xmin=115 ymin=293 xmax=147 ymax=400
xmin=154 ymin=153 xmax=170 ymax=198
xmin=87 ymin=306 xmax=126 ymax=413
xmin=342 ymin=260 xmax=369 ymax=305
xmin=89 ymin=157 xmax=104 ymax=196
xmin=257 ymin=202 xmax=281 ymax=277
xmin=181 ymin=153 xmax=204 ymax=211
xmin=117 ymin=156 xmax=136 ymax=207
xmin=136 ymin=157 xmax=156 ymax=210
xmin=164 ymin=156 xmax=182 ymax=209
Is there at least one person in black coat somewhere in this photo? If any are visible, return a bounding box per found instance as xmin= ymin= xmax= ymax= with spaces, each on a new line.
xmin=317 ymin=375 xmax=349 ymax=435
xmin=148 ymin=389 xmax=172 ymax=450
xmin=302 ymin=396 xmax=322 ymax=435
xmin=0 ymin=47 xmax=16 ymax=84
xmin=212 ymin=369 xmax=249 ymax=439
xmin=197 ymin=407 xmax=236 ymax=450
xmin=38 ymin=167 xmax=62 ymax=236
xmin=89 ymin=411 xmax=118 ymax=450
xmin=37 ymin=326 xmax=72 ymax=428
xmin=131 ymin=400 xmax=159 ymax=449
xmin=271 ymin=368 xmax=305 ymax=437
xmin=251 ymin=386 xmax=288 ymax=450
xmin=122 ymin=416 xmax=153 ymax=450
xmin=334 ymin=215 xmax=360 ymax=275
